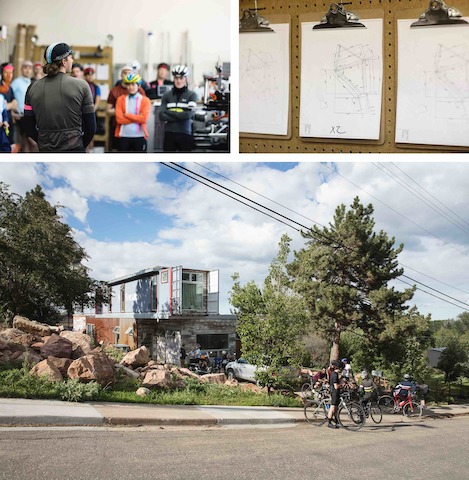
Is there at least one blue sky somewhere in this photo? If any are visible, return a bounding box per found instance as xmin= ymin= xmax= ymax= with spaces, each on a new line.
xmin=1 ymin=161 xmax=469 ymax=321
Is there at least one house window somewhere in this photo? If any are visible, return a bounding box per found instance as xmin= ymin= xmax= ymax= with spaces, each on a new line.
xmin=113 ymin=325 xmax=120 ymax=344
xmin=196 ymin=334 xmax=229 ymax=350
xmin=182 ymin=272 xmax=204 ymax=310
xmin=151 ymin=275 xmax=157 ymax=312
xmin=95 ymin=303 xmax=103 ymax=315
xmin=120 ymin=284 xmax=125 ymax=312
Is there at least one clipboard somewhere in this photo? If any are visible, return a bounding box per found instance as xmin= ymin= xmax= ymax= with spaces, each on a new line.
xmin=299 ymin=9 xmax=386 ymax=146
xmin=240 ymin=14 xmax=292 ymax=140
xmin=395 ymin=4 xmax=469 ymax=151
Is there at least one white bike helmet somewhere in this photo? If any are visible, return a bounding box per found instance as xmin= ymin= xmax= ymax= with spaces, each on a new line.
xmin=172 ymin=64 xmax=188 ymax=77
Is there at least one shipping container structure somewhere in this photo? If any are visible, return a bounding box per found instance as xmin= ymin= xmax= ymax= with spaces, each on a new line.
xmin=73 ymin=265 xmax=237 ymax=362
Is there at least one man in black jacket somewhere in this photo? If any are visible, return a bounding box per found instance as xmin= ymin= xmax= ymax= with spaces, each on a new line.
xmin=23 ymin=42 xmax=96 ymax=152
xmin=159 ymin=64 xmax=197 ymax=152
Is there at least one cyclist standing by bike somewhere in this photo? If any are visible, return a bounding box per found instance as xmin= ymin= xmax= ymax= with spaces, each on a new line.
xmin=393 ymin=373 xmax=416 ymax=404
xmin=359 ymin=371 xmax=378 ymax=401
xmin=327 ymin=360 xmax=344 ymax=429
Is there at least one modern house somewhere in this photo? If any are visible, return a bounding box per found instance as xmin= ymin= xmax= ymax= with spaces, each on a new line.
xmin=73 ymin=265 xmax=237 ymax=363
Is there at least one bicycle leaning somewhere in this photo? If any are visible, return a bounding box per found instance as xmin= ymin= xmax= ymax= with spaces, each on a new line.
xmin=304 ymin=391 xmax=366 ymax=431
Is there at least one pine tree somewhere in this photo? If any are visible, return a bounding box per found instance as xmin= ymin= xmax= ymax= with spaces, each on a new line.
xmin=288 ymin=197 xmax=415 ymax=361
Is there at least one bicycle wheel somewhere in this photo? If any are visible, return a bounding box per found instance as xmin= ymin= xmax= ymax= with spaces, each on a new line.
xmin=338 ymin=402 xmax=366 ymax=431
xmin=370 ymin=403 xmax=383 ymax=424
xmin=301 ymin=382 xmax=313 ymax=397
xmin=378 ymin=395 xmax=395 ymax=413
xmin=304 ymin=401 xmax=328 ymax=426
xmin=403 ymin=402 xmax=422 ymax=419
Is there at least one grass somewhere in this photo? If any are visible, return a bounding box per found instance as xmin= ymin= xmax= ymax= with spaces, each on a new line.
xmin=0 ymin=365 xmax=303 ymax=408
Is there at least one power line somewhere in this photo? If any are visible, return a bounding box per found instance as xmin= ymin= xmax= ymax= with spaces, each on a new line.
xmin=196 ymin=162 xmax=469 ymax=297
xmin=396 ymin=278 xmax=469 ymax=312
xmin=373 ymin=163 xmax=469 ymax=236
xmin=323 ymin=163 xmax=469 ymax=258
xmin=162 ymin=162 xmax=469 ymax=312
xmin=391 ymin=163 xmax=469 ymax=231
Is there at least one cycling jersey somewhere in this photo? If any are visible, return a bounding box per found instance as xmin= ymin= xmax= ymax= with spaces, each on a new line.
xmin=24 ymin=73 xmax=95 ymax=152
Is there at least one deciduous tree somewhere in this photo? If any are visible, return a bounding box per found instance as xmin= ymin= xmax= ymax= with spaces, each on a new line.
xmin=0 ymin=183 xmax=108 ymax=324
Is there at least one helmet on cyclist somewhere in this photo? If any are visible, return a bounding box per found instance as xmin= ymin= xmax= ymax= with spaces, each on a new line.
xmin=172 ymin=64 xmax=188 ymax=77
xmin=123 ymin=73 xmax=142 ymax=85
xmin=361 ymin=371 xmax=368 ymax=379
xmin=331 ymin=360 xmax=344 ymax=369
xmin=341 ymin=358 xmax=348 ymax=363
xmin=403 ymin=373 xmax=411 ymax=380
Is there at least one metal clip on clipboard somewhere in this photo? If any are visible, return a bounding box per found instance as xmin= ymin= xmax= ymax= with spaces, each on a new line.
xmin=411 ymin=0 xmax=468 ymax=27
xmin=239 ymin=0 xmax=274 ymax=33
xmin=313 ymin=2 xmax=365 ymax=29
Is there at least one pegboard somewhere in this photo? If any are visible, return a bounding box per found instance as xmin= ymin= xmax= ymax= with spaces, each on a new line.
xmin=239 ymin=0 xmax=469 ymax=154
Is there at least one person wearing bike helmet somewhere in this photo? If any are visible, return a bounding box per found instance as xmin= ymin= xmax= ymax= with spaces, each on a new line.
xmin=115 ymin=73 xmax=151 ymax=152
xmin=23 ymin=42 xmax=96 ymax=152
xmin=327 ymin=359 xmax=344 ymax=429
xmin=159 ymin=64 xmax=198 ymax=152
xmin=359 ymin=370 xmax=378 ymax=401
xmin=393 ymin=373 xmax=417 ymax=401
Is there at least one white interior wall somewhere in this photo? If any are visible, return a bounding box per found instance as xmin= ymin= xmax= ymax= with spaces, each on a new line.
xmin=2 ymin=0 xmax=230 ymax=87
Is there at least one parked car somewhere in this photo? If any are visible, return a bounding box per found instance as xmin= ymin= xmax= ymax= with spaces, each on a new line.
xmin=224 ymin=358 xmax=265 ymax=383
xmin=225 ymin=358 xmax=302 ymax=388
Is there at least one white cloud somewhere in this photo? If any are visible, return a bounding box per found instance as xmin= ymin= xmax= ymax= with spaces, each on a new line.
xmin=46 ymin=187 xmax=89 ymax=224
xmin=0 ymin=163 xmax=45 ymax=195
xmin=44 ymin=163 xmax=164 ymax=203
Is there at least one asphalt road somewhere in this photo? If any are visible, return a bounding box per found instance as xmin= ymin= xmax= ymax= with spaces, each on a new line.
xmin=0 ymin=417 xmax=468 ymax=480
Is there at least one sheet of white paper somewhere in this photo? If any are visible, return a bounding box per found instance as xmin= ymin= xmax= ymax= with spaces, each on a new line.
xmin=98 ymin=83 xmax=109 ymax=100
xmin=96 ymin=64 xmax=109 ymax=81
xmin=396 ymin=19 xmax=469 ymax=147
xmin=300 ymin=19 xmax=383 ymax=140
xmin=240 ymin=23 xmax=290 ymax=136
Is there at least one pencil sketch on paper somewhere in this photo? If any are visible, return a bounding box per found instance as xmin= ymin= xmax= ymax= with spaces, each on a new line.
xmin=241 ymin=48 xmax=281 ymax=107
xmin=322 ymin=43 xmax=381 ymax=116
xmin=421 ymin=43 xmax=469 ymax=121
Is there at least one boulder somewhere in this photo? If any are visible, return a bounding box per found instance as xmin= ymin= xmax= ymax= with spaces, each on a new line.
xmin=238 ymin=383 xmax=263 ymax=394
xmin=225 ymin=378 xmax=239 ymax=387
xmin=0 ymin=328 xmax=36 ymax=348
xmin=178 ymin=368 xmax=201 ymax=379
xmin=115 ymin=363 xmax=140 ymax=379
xmin=136 ymin=387 xmax=151 ymax=397
xmin=30 ymin=359 xmax=63 ymax=382
xmin=120 ymin=346 xmax=150 ymax=368
xmin=142 ymin=369 xmax=173 ymax=388
xmin=47 ymin=356 xmax=73 ymax=375
xmin=30 ymin=342 xmax=45 ymax=351
xmin=67 ymin=352 xmax=115 ymax=386
xmin=11 ymin=349 xmax=43 ymax=367
xmin=200 ymin=373 xmax=227 ymax=385
xmin=40 ymin=334 xmax=73 ymax=359
xmin=13 ymin=315 xmax=52 ymax=337
xmin=59 ymin=331 xmax=92 ymax=359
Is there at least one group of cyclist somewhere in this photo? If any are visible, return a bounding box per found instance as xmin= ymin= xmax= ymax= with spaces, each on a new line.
xmin=304 ymin=358 xmax=425 ymax=429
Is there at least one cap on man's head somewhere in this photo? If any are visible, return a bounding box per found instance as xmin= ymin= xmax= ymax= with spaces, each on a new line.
xmin=22 ymin=60 xmax=33 ymax=67
xmin=44 ymin=43 xmax=74 ymax=64
xmin=33 ymin=62 xmax=42 ymax=68
xmin=157 ymin=62 xmax=169 ymax=70
xmin=2 ymin=64 xmax=14 ymax=72
xmin=341 ymin=358 xmax=348 ymax=363
xmin=84 ymin=67 xmax=95 ymax=75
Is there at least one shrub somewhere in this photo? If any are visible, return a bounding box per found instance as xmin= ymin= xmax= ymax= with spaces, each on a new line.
xmin=102 ymin=345 xmax=125 ymax=363
xmin=56 ymin=379 xmax=101 ymax=402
